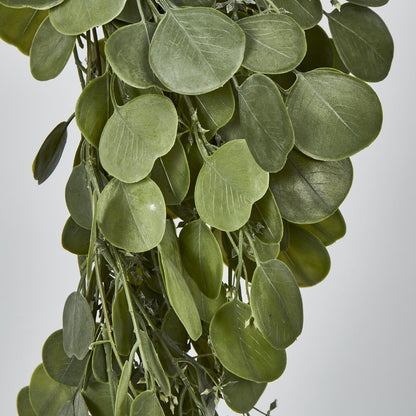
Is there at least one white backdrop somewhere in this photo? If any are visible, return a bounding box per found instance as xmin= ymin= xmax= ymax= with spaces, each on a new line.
xmin=1 ymin=2 xmax=415 ymax=415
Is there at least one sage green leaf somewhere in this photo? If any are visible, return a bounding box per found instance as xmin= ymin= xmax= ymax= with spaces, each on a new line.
xmin=287 ymin=69 xmax=382 ymax=160
xmin=62 ymin=217 xmax=90 ymax=255
xmin=65 ymin=164 xmax=92 ymax=230
xmin=237 ymin=74 xmax=294 ymax=172
xmin=297 ymin=25 xmax=333 ymax=72
xmin=222 ymin=372 xmax=266 ymax=414
xmin=84 ymin=381 xmax=113 ymax=416
xmin=113 ymin=287 xmax=134 ymax=356
xmin=17 ymin=387 xmax=37 ymax=416
xmin=0 ymin=5 xmax=47 ymax=55
xmin=42 ymin=330 xmax=88 ymax=386
xmin=170 ymin=0 xmax=214 ymax=6
xmin=115 ymin=361 xmax=131 ymax=416
xmin=249 ymin=189 xmax=283 ymax=245
xmin=327 ymin=4 xmax=393 ymax=82
xmin=150 ymin=139 xmax=190 ymax=205
xmin=279 ymin=223 xmax=330 ymax=287
xmin=30 ymin=17 xmax=75 ymax=81
xmin=162 ymin=309 xmax=188 ymax=351
xmin=130 ymin=390 xmax=164 ymax=416
xmin=57 ymin=401 xmax=74 ymax=416
xmin=99 ymin=95 xmax=178 ymax=183
xmin=179 ymin=220 xmax=223 ymax=299
xmin=159 ymin=220 xmax=202 ymax=340
xmin=210 ymin=300 xmax=286 ymax=382
xmin=273 ymin=0 xmax=322 ymax=29
xmin=63 ymin=292 xmax=95 ymax=360
xmin=238 ymin=13 xmax=306 ymax=74
xmin=270 ymin=150 xmax=353 ymax=224
xmin=49 ymin=0 xmax=127 ymax=35
xmin=0 ymin=0 xmax=63 ymax=9
xmin=195 ymin=140 xmax=269 ymax=231
xmin=75 ymin=74 xmax=112 ymax=148
xmin=149 ymin=8 xmax=245 ymax=95
xmin=245 ymin=237 xmax=280 ymax=264
xmin=191 ymin=83 xmax=235 ymax=135
xmin=298 ymin=209 xmax=346 ymax=246
xmin=74 ymin=391 xmax=89 ymax=416
xmin=105 ymin=22 xmax=162 ymax=89
xmin=251 ymin=260 xmax=303 ymax=349
xmin=97 ymin=178 xmax=166 ymax=253
xmin=32 ymin=121 xmax=67 ymax=184
xmin=347 ymin=0 xmax=388 ymax=5
xmin=29 ymin=364 xmax=75 ymax=416
xmin=92 ymin=342 xmax=108 ymax=383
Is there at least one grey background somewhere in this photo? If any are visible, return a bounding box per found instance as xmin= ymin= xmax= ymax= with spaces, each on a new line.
xmin=1 ymin=2 xmax=415 ymax=415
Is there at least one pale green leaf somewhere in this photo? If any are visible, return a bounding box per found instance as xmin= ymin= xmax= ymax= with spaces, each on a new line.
xmin=0 ymin=0 xmax=63 ymax=9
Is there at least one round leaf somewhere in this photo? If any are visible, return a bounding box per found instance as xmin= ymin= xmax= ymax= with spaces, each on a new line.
xmin=97 ymin=178 xmax=166 ymax=253
xmin=270 ymin=150 xmax=353 ymax=224
xmin=179 ymin=219 xmax=223 ymax=299
xmin=99 ymin=94 xmax=178 ymax=183
xmin=0 ymin=0 xmax=63 ymax=9
xmin=61 ymin=217 xmax=90 ymax=255
xmin=42 ymin=330 xmax=88 ymax=386
xmin=195 ymin=140 xmax=269 ymax=231
xmin=30 ymin=17 xmax=75 ymax=80
xmin=49 ymin=0 xmax=127 ymax=35
xmin=237 ymin=74 xmax=294 ymax=172
xmin=210 ymin=300 xmax=287 ymax=382
xmin=327 ymin=4 xmax=393 ymax=82
xmin=17 ymin=387 xmax=37 ymax=416
xmin=238 ymin=13 xmax=306 ymax=74
xmin=105 ymin=22 xmax=161 ymax=89
xmin=149 ymin=7 xmax=245 ymax=95
xmin=274 ymin=0 xmax=322 ymax=29
xmin=84 ymin=381 xmax=113 ymax=416
xmin=287 ymin=69 xmax=383 ymax=160
xmin=130 ymin=391 xmax=164 ymax=416
xmin=251 ymin=259 xmax=303 ymax=349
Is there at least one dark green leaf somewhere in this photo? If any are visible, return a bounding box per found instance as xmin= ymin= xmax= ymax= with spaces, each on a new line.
xmin=347 ymin=0 xmax=388 ymax=8
xmin=32 ymin=121 xmax=67 ymax=184
xmin=113 ymin=287 xmax=134 ymax=357
xmin=273 ymin=0 xmax=322 ymax=29
xmin=17 ymin=387 xmax=37 ymax=416
xmin=170 ymin=0 xmax=214 ymax=6
xmin=130 ymin=390 xmax=164 ymax=416
xmin=62 ymin=217 xmax=90 ymax=255
xmin=162 ymin=309 xmax=189 ymax=351
xmin=92 ymin=342 xmax=108 ymax=383
xmin=83 ymin=381 xmax=114 ymax=416
xmin=57 ymin=401 xmax=74 ymax=416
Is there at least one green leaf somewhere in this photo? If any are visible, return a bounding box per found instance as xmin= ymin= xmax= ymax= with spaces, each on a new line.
xmin=99 ymin=94 xmax=178 ymax=183
xmin=245 ymin=236 xmax=280 ymax=264
xmin=0 ymin=5 xmax=47 ymax=55
xmin=105 ymin=22 xmax=162 ymax=89
xmin=273 ymin=0 xmax=322 ymax=29
xmin=130 ymin=390 xmax=164 ymax=416
xmin=179 ymin=219 xmax=223 ymax=299
xmin=248 ymin=189 xmax=283 ymax=245
xmin=97 ymin=178 xmax=166 ymax=253
xmin=222 ymin=371 xmax=266 ymax=414
xmin=113 ymin=287 xmax=134 ymax=356
xmin=251 ymin=260 xmax=303 ymax=349
xmin=149 ymin=7 xmax=245 ymax=95
xmin=0 ymin=0 xmax=63 ymax=9
xmin=49 ymin=0 xmax=127 ymax=35
xmin=74 ymin=391 xmax=89 ymax=416
xmin=162 ymin=309 xmax=189 ymax=351
xmin=150 ymin=139 xmax=190 ymax=206
xmin=158 ymin=220 xmax=202 ymax=341
xmin=191 ymin=83 xmax=235 ymax=136
xmin=29 ymin=364 xmax=75 ymax=416
xmin=270 ymin=150 xmax=352 ymax=224
xmin=327 ymin=3 xmax=393 ymax=82
xmin=32 ymin=121 xmax=67 ymax=184
xmin=42 ymin=329 xmax=88 ymax=386
xmin=210 ymin=300 xmax=286 ymax=382
xmin=237 ymin=74 xmax=294 ymax=172
xmin=195 ymin=140 xmax=269 ymax=231
xmin=30 ymin=17 xmax=75 ymax=81
xmin=65 ymin=164 xmax=92 ymax=230
xmin=297 ymin=209 xmax=346 ymax=246
xmin=62 ymin=292 xmax=95 ymax=360
xmin=347 ymin=0 xmax=389 ymax=8
xmin=57 ymin=401 xmax=74 ymax=416
xmin=238 ymin=13 xmax=306 ymax=74
xmin=75 ymin=74 xmax=112 ymax=148
xmin=17 ymin=387 xmax=37 ymax=416
xmin=279 ymin=223 xmax=331 ymax=287
xmin=62 ymin=217 xmax=90 ymax=255
xmin=83 ymin=381 xmax=114 ymax=416
xmin=115 ymin=361 xmax=131 ymax=416
xmin=92 ymin=342 xmax=108 ymax=383
xmin=287 ymin=69 xmax=382 ymax=160
xmin=170 ymin=0 xmax=214 ymax=6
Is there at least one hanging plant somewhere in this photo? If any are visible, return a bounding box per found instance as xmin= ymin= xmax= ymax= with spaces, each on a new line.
xmin=0 ymin=0 xmax=393 ymax=415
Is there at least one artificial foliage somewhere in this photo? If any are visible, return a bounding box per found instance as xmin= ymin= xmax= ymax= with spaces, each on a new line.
xmin=0 ymin=0 xmax=393 ymax=415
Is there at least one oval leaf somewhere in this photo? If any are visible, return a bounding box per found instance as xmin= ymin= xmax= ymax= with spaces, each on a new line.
xmin=238 ymin=13 xmax=306 ymax=74
xmin=97 ymin=178 xmax=166 ymax=253
xmin=83 ymin=381 xmax=114 ymax=416
xmin=327 ymin=3 xmax=393 ymax=82
xmin=17 ymin=387 xmax=37 ymax=416
xmin=61 ymin=217 xmax=90 ymax=255
xmin=113 ymin=287 xmax=134 ymax=356
xmin=99 ymin=94 xmax=178 ymax=183
xmin=62 ymin=292 xmax=95 ymax=360
xmin=195 ymin=140 xmax=269 ymax=231
xmin=274 ymin=0 xmax=322 ymax=29
xmin=210 ymin=300 xmax=286 ymax=382
xmin=130 ymin=390 xmax=164 ymax=416
xmin=270 ymin=150 xmax=353 ymax=224
xmin=149 ymin=7 xmax=245 ymax=95
xmin=0 ymin=0 xmax=63 ymax=9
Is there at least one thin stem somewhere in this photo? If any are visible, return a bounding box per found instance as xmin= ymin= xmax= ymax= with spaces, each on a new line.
xmin=243 ymin=229 xmax=261 ymax=265
xmin=73 ymin=46 xmax=86 ymax=89
xmin=262 ymin=0 xmax=281 ymax=14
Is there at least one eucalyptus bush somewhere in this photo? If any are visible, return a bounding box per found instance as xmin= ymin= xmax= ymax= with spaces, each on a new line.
xmin=0 ymin=0 xmax=393 ymax=415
